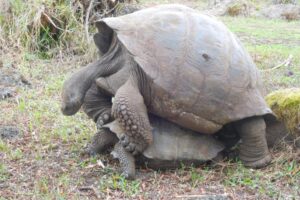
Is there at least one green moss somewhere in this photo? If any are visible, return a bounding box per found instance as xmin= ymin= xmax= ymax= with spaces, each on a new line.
xmin=266 ymin=88 xmax=300 ymax=133
xmin=227 ymin=3 xmax=247 ymax=17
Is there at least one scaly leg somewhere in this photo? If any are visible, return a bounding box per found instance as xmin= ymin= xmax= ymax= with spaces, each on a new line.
xmin=111 ymin=142 xmax=136 ymax=179
xmin=112 ymin=78 xmax=152 ymax=155
xmin=235 ymin=116 xmax=271 ymax=168
xmin=85 ymin=129 xmax=118 ymax=155
xmin=82 ymin=83 xmax=117 ymax=155
xmin=82 ymin=83 xmax=113 ymax=128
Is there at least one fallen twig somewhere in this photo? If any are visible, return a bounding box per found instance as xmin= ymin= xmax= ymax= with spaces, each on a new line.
xmin=261 ymin=54 xmax=293 ymax=71
xmin=98 ymin=1 xmax=120 ymax=18
xmin=42 ymin=12 xmax=69 ymax=33
xmin=33 ymin=6 xmax=69 ymax=33
xmin=97 ymin=159 xmax=106 ymax=168
xmin=85 ymin=0 xmax=95 ymax=43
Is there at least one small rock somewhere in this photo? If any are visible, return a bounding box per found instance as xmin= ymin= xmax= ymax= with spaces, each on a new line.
xmin=0 ymin=126 xmax=20 ymax=140
xmin=0 ymin=68 xmax=31 ymax=100
xmin=0 ymin=87 xmax=14 ymax=100
xmin=260 ymin=4 xmax=300 ymax=20
xmin=284 ymin=70 xmax=294 ymax=77
xmin=204 ymin=0 xmax=256 ymax=17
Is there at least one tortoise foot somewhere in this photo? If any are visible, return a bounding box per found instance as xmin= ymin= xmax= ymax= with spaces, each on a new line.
xmin=111 ymin=142 xmax=136 ymax=179
xmin=119 ymin=134 xmax=144 ymax=156
xmin=96 ymin=113 xmax=111 ymax=129
xmin=121 ymin=172 xmax=135 ymax=180
xmin=243 ymin=153 xmax=271 ymax=169
xmin=81 ymin=145 xmax=97 ymax=157
xmin=235 ymin=116 xmax=272 ymax=169
xmin=87 ymin=129 xmax=118 ymax=154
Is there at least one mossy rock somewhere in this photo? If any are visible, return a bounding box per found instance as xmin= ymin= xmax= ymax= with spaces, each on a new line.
xmin=266 ymin=88 xmax=300 ymax=135
xmin=225 ymin=0 xmax=254 ymax=17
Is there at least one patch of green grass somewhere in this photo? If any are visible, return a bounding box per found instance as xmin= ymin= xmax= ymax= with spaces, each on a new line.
xmin=0 ymin=163 xmax=10 ymax=182
xmin=99 ymin=174 xmax=141 ymax=197
xmin=14 ymin=75 xmax=94 ymax=146
xmin=36 ymin=177 xmax=50 ymax=195
xmin=246 ymin=44 xmax=300 ymax=68
xmin=0 ymin=0 xmax=89 ymax=55
xmin=223 ymin=164 xmax=262 ymax=188
xmin=222 ymin=17 xmax=300 ymax=41
xmin=189 ymin=166 xmax=206 ymax=188
xmin=9 ymin=148 xmax=23 ymax=161
xmin=79 ymin=156 xmax=98 ymax=168
xmin=222 ymin=160 xmax=300 ymax=198
xmin=0 ymin=139 xmax=9 ymax=152
xmin=0 ymin=139 xmax=23 ymax=160
xmin=220 ymin=16 xmax=300 ymax=92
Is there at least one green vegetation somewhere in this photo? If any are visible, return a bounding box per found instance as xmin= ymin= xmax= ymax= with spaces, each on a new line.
xmin=221 ymin=16 xmax=300 ymax=92
xmin=0 ymin=0 xmax=89 ymax=57
xmin=266 ymin=88 xmax=300 ymax=133
xmin=0 ymin=164 xmax=10 ymax=182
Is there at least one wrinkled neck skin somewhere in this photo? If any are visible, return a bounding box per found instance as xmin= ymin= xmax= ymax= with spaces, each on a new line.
xmin=61 ymin=35 xmax=124 ymax=115
xmin=130 ymin=63 xmax=152 ymax=107
xmin=95 ymin=46 xmax=152 ymax=106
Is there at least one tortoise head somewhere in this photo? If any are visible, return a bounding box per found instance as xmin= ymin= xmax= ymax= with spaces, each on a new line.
xmin=60 ymin=61 xmax=102 ymax=116
xmin=61 ymin=73 xmax=85 ymax=116
xmin=61 ymin=92 xmax=82 ymax=116
xmin=60 ymin=37 xmax=125 ymax=116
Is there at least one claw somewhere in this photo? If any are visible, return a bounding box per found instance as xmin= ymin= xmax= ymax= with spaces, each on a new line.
xmin=125 ymin=143 xmax=135 ymax=152
xmin=120 ymin=134 xmax=126 ymax=140
xmin=96 ymin=117 xmax=104 ymax=129
xmin=121 ymin=136 xmax=130 ymax=146
xmin=103 ymin=113 xmax=110 ymax=121
xmin=132 ymin=150 xmax=139 ymax=156
xmin=81 ymin=145 xmax=97 ymax=157
xmin=99 ymin=120 xmax=104 ymax=125
xmin=96 ymin=113 xmax=112 ymax=130
xmin=121 ymin=172 xmax=135 ymax=180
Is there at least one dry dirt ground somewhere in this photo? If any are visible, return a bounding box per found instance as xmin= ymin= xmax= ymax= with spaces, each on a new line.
xmin=1 ymin=0 xmax=300 ymax=199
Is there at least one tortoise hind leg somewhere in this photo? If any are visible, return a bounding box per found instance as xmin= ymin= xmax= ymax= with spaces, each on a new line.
xmin=111 ymin=142 xmax=136 ymax=179
xmin=112 ymin=78 xmax=152 ymax=155
xmin=85 ymin=129 xmax=118 ymax=155
xmin=235 ymin=116 xmax=271 ymax=168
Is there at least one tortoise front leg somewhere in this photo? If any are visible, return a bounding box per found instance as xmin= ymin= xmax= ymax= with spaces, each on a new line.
xmin=235 ymin=116 xmax=271 ymax=168
xmin=82 ymin=83 xmax=113 ymax=128
xmin=82 ymin=83 xmax=117 ymax=155
xmin=112 ymin=78 xmax=153 ymax=155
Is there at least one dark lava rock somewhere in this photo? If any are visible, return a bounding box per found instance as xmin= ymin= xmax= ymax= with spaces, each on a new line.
xmin=0 ymin=126 xmax=20 ymax=140
xmin=0 ymin=70 xmax=30 ymax=87
xmin=0 ymin=88 xmax=14 ymax=100
xmin=0 ymin=68 xmax=30 ymax=100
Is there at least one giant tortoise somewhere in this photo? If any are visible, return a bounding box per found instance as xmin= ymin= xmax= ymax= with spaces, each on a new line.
xmin=61 ymin=4 xmax=272 ymax=168
xmin=105 ymin=115 xmax=225 ymax=179
xmin=81 ymin=82 xmax=295 ymax=179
